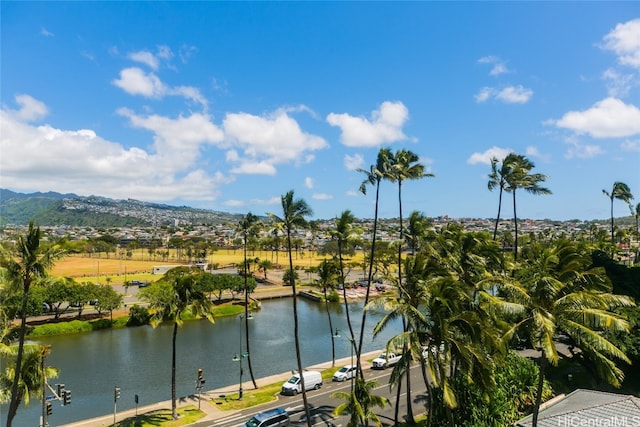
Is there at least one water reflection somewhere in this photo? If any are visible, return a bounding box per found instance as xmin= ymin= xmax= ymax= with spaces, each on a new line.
xmin=1 ymin=297 xmax=399 ymax=426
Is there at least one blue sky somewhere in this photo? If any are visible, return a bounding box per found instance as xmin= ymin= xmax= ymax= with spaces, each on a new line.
xmin=1 ymin=2 xmax=639 ymax=221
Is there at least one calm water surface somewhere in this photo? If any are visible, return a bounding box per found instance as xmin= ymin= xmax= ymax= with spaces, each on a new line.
xmin=1 ymin=298 xmax=400 ymax=426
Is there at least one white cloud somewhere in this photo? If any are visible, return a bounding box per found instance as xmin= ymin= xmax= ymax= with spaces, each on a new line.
xmin=525 ymin=146 xmax=550 ymax=162
xmin=222 ymin=108 xmax=328 ymax=175
xmin=478 ymin=56 xmax=509 ymax=76
xmin=602 ymin=68 xmax=635 ymax=98
xmin=0 ymin=99 xmax=231 ymax=202
xmin=474 ymin=85 xmax=533 ymax=104
xmin=496 ymin=85 xmax=533 ymax=104
xmin=312 ymin=193 xmax=333 ymax=200
xmin=564 ymin=140 xmax=605 ymax=159
xmin=474 ymin=87 xmax=492 ymax=103
xmin=5 ymin=94 xmax=49 ymax=122
xmin=327 ymin=101 xmax=409 ymax=147
xmin=179 ymin=44 xmax=198 ymax=63
xmin=621 ymin=139 xmax=640 ymax=152
xmin=223 ymin=196 xmax=280 ymax=207
xmin=467 ymin=146 xmax=513 ymax=165
xmin=113 ymin=67 xmax=166 ymax=97
xmin=40 ymin=28 xmax=54 ymax=37
xmin=128 ymin=51 xmax=159 ymax=70
xmin=553 ymin=97 xmax=640 ymax=138
xmin=344 ymin=153 xmax=364 ymax=170
xmin=602 ymin=18 xmax=640 ymax=69
xmin=305 ymin=177 xmax=314 ymax=189
xmin=346 ymin=189 xmax=358 ymax=197
xmin=112 ymin=67 xmax=207 ymax=108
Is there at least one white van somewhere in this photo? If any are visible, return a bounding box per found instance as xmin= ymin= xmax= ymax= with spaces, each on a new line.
xmin=280 ymin=370 xmax=322 ymax=395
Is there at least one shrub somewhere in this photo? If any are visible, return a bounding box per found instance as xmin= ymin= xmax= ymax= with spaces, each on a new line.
xmin=127 ymin=305 xmax=150 ymax=326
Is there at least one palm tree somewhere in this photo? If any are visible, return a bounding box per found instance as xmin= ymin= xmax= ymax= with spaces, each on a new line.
xmin=504 ymin=239 xmax=634 ymax=427
xmin=331 ymin=377 xmax=390 ymax=427
xmin=0 ymin=221 xmax=65 ymax=427
xmin=602 ymin=182 xmax=634 ymax=245
xmin=383 ymin=148 xmax=432 ymax=425
xmin=415 ymin=225 xmax=507 ymax=425
xmin=487 ymin=153 xmax=519 ymax=241
xmin=0 ymin=344 xmax=58 ymax=421
xmin=356 ymin=148 xmax=392 ymax=375
xmin=270 ymin=190 xmax=313 ymax=427
xmin=140 ymin=269 xmax=215 ymax=420
xmin=504 ymin=154 xmax=551 ymax=260
xmin=237 ymin=212 xmax=261 ymax=389
xmin=313 ymin=259 xmax=340 ymax=366
xmin=333 ymin=210 xmax=360 ymax=362
xmin=404 ymin=210 xmax=431 ymax=254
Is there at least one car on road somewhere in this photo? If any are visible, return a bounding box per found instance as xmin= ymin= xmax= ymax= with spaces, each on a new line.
xmin=372 ymin=352 xmax=401 ymax=369
xmin=245 ymin=407 xmax=290 ymax=427
xmin=332 ymin=365 xmax=357 ymax=382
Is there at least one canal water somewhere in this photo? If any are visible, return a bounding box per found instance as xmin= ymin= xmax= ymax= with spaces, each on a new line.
xmin=1 ymin=297 xmax=400 ymax=426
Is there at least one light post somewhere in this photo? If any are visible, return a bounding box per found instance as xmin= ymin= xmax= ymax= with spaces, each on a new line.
xmin=334 ymin=329 xmax=355 ymax=394
xmin=232 ymin=313 xmax=252 ymax=400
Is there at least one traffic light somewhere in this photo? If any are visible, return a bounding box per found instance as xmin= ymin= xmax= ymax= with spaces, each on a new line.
xmin=46 ymin=402 xmax=53 ymax=416
xmin=63 ymin=389 xmax=71 ymax=406
xmin=57 ymin=383 xmax=65 ymax=399
xmin=114 ymin=387 xmax=121 ymax=401
xmin=197 ymin=368 xmax=205 ymax=386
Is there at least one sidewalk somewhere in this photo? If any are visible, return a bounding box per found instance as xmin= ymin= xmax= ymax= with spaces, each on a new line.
xmin=60 ymin=351 xmax=381 ymax=427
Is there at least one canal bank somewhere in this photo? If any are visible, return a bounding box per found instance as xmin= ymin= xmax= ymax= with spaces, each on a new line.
xmin=60 ymin=350 xmax=381 ymax=427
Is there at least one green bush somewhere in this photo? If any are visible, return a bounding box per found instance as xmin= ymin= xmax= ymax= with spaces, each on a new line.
xmin=29 ymin=320 xmax=93 ymax=337
xmin=127 ymin=305 xmax=150 ymax=326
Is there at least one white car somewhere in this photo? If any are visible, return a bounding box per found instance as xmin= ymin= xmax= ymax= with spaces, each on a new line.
xmin=332 ymin=365 xmax=357 ymax=382
xmin=371 ymin=352 xmax=401 ymax=369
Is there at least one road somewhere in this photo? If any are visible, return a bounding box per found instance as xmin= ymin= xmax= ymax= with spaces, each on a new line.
xmin=192 ymin=364 xmax=428 ymax=427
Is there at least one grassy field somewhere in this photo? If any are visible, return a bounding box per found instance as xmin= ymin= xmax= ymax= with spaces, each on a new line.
xmin=51 ymin=249 xmax=363 ymax=283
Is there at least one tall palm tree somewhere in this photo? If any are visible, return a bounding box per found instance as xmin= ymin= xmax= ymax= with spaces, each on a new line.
xmin=333 ymin=210 xmax=360 ymax=360
xmin=504 ymin=154 xmax=551 ymax=260
xmin=487 ymin=153 xmax=519 ymax=241
xmin=356 ymin=148 xmax=392 ymax=377
xmin=383 ymin=148 xmax=432 ymax=425
xmin=313 ymin=259 xmax=340 ymax=366
xmin=0 ymin=222 xmax=65 ymax=427
xmin=602 ymin=182 xmax=634 ymax=245
xmin=271 ymin=190 xmax=313 ymax=427
xmin=237 ymin=213 xmax=261 ymax=388
xmin=140 ymin=270 xmax=215 ymax=420
xmin=504 ymin=239 xmax=634 ymax=427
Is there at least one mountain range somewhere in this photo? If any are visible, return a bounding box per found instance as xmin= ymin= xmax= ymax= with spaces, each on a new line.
xmin=0 ymin=189 xmax=243 ymax=227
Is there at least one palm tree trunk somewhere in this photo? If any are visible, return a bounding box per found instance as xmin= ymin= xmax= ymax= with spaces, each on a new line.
xmin=513 ymin=189 xmax=519 ymax=260
xmin=357 ymin=180 xmax=381 ymax=377
xmin=338 ymin=239 xmax=357 ymax=365
xmin=493 ymin=187 xmax=503 ymax=240
xmin=324 ymin=286 xmax=337 ymax=367
xmin=245 ymin=290 xmax=257 ymax=388
xmin=244 ymin=237 xmax=258 ymax=388
xmin=172 ymin=322 xmax=178 ymax=420
xmin=610 ymin=197 xmax=615 ymax=245
xmin=6 ymin=281 xmax=31 ymax=427
xmin=532 ymin=352 xmax=547 ymax=427
xmin=288 ymin=231 xmax=313 ymax=427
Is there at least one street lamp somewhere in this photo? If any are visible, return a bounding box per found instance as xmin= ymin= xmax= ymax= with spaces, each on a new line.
xmin=334 ymin=329 xmax=355 ymax=393
xmin=232 ymin=313 xmax=252 ymax=399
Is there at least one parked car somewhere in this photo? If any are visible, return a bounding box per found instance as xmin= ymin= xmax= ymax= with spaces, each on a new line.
xmin=372 ymin=352 xmax=401 ymax=369
xmin=281 ymin=370 xmax=322 ymax=395
xmin=245 ymin=408 xmax=290 ymax=427
xmin=332 ymin=365 xmax=357 ymax=382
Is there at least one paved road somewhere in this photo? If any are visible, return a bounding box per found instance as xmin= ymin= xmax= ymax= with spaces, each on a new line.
xmin=60 ymin=350 xmax=427 ymax=427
